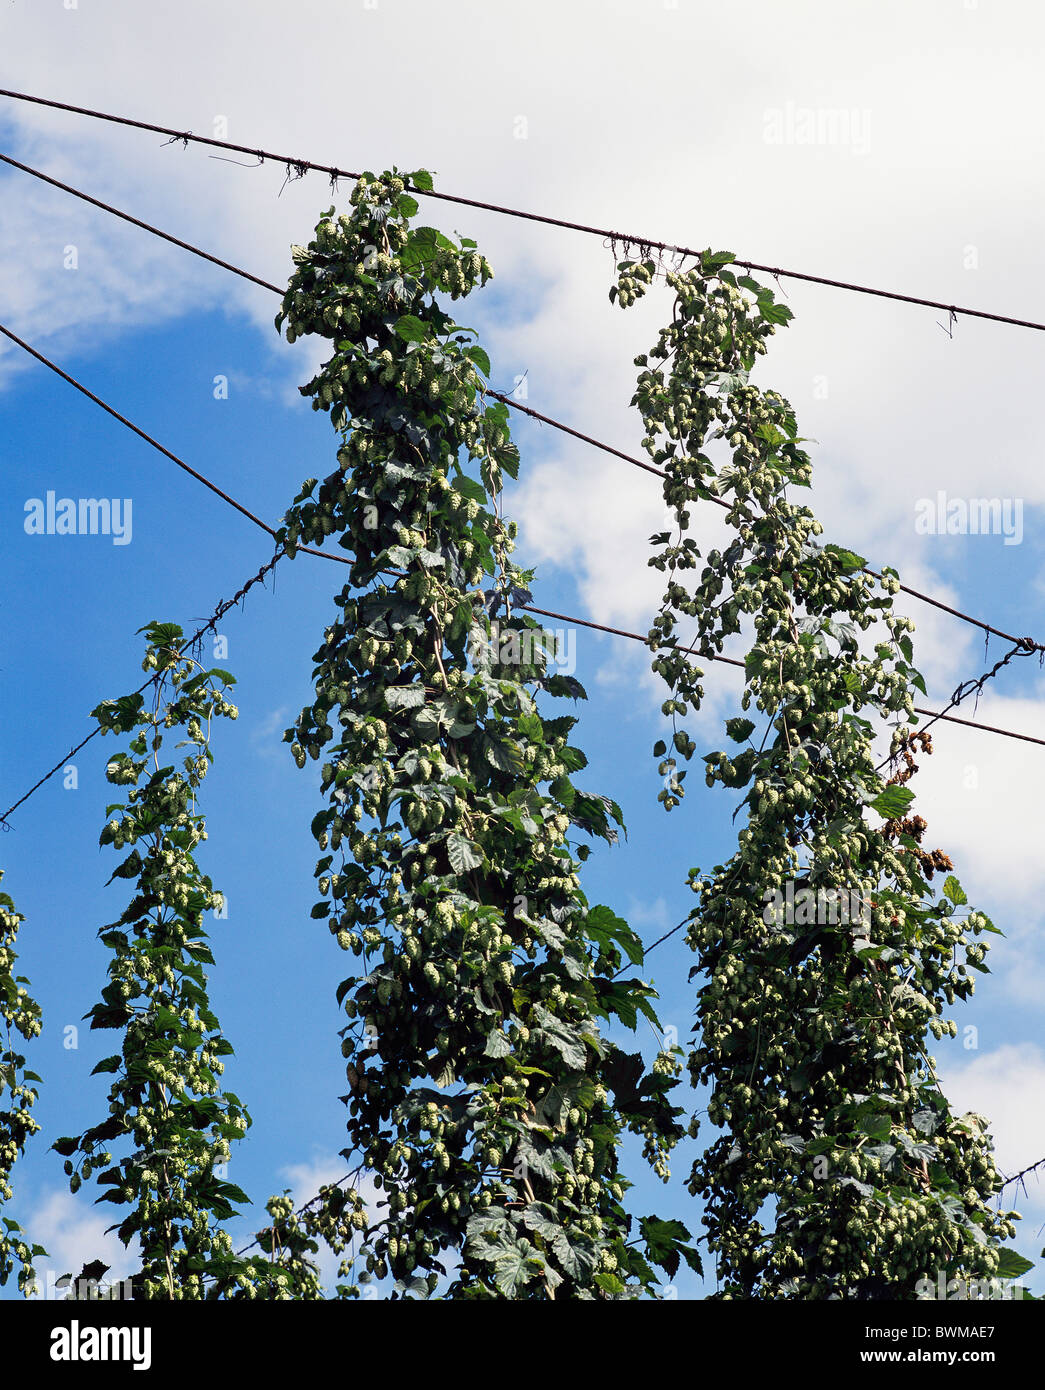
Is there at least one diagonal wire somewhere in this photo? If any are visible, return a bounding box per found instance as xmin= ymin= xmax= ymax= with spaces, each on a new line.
xmin=0 ymin=321 xmax=282 ymax=535
xmin=2 ymin=320 xmax=1043 ymax=835
xmin=3 ymin=148 xmax=1040 ymax=657
xmin=0 ymin=151 xmax=282 ymax=294
xmin=3 ymin=87 xmax=1045 ymax=334
xmin=0 ymin=320 xmax=349 ymax=568
xmin=1000 ymin=1156 xmax=1045 ymax=1193
xmin=519 ymin=603 xmax=1045 ymax=747
xmin=876 ymin=639 xmax=1041 ymax=772
xmin=0 ymin=225 xmax=1042 ymax=829
xmin=1 ymin=549 xmax=285 ymax=827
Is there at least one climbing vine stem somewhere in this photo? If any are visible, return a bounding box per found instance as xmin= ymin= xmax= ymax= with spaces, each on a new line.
xmin=614 ymin=249 xmax=1027 ymax=1299
xmin=0 ymin=874 xmax=44 ymax=1294
xmin=54 ymin=623 xmax=270 ymax=1299
xmin=275 ymin=173 xmax=697 ymax=1299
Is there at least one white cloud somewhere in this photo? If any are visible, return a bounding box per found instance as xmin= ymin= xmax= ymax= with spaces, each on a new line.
xmin=279 ymin=1154 xmax=362 ymax=1211
xmin=278 ymin=1153 xmax=380 ymax=1294
xmin=250 ymin=705 xmax=291 ymax=759
xmin=4 ymin=0 xmax=1043 ymax=644
xmin=24 ymin=1188 xmax=138 ymax=1300
xmin=3 ymin=0 xmax=1044 ymax=1291
xmin=627 ymin=895 xmax=674 ymax=933
xmin=888 ymin=692 xmax=1045 ymax=1009
xmin=940 ymin=1044 xmax=1045 ymax=1215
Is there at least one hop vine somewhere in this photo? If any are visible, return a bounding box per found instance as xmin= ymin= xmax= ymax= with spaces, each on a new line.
xmin=53 ymin=623 xmax=262 ymax=1300
xmin=0 ymin=873 xmax=44 ymax=1295
xmin=274 ymin=174 xmax=697 ymax=1299
xmin=615 ymin=250 xmax=1026 ymax=1299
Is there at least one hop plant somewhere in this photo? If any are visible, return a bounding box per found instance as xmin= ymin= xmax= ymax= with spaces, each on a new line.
xmin=618 ymin=248 xmax=1025 ymax=1300
xmin=0 ymin=874 xmax=43 ymax=1295
xmin=273 ymin=175 xmax=697 ymax=1299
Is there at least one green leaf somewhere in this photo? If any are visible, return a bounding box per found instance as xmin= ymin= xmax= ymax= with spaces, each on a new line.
xmin=498 ymin=443 xmax=520 ymax=480
xmin=824 ymin=543 xmax=867 ymax=574
xmin=384 ymin=544 xmax=416 ymax=567
xmin=586 ymin=905 xmax=644 ymax=965
xmin=870 ymin=785 xmax=915 ymax=820
xmin=452 ymin=475 xmax=487 ymax=504
xmin=594 ymin=1271 xmax=626 ymax=1295
xmin=408 ymin=169 xmax=435 ymax=192
xmin=467 ymin=1212 xmax=510 ymax=1246
xmin=725 ymin=717 xmax=756 ymax=743
xmin=384 ymin=685 xmax=426 ymax=710
xmin=447 ymin=834 xmax=483 ymax=875
xmin=393 ymin=314 xmax=429 ymax=344
xmin=464 ymin=346 xmax=492 ymax=377
xmin=996 ymin=1248 xmax=1034 ymax=1280
xmin=483 ymin=735 xmax=524 ymax=773
xmin=483 ymin=1029 xmax=511 ymax=1058
xmin=432 ymin=1060 xmax=456 ymax=1088
xmin=90 ymin=1055 xmax=122 ymax=1076
xmin=942 ymin=875 xmax=968 ymax=906
xmin=491 ymin=1239 xmax=542 ymax=1297
xmin=532 ymin=1006 xmax=588 ymax=1069
xmin=639 ymin=1215 xmax=699 ymax=1279
xmin=857 ymin=1112 xmax=892 ymax=1142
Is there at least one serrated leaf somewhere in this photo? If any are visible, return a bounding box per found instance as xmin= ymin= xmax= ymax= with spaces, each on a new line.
xmin=464 ymin=346 xmax=491 ymax=377
xmin=725 ymin=717 xmax=756 ymax=743
xmin=942 ymin=875 xmax=968 ymax=906
xmin=452 ymin=475 xmax=487 ymax=504
xmin=996 ymin=1248 xmax=1034 ymax=1279
xmin=595 ymin=1270 xmax=626 ymax=1295
xmin=493 ymin=1242 xmax=543 ymax=1296
xmin=384 ymin=685 xmax=426 ymax=709
xmin=393 ymin=314 xmax=428 ymax=343
xmin=857 ymin=1112 xmax=892 ymax=1141
xmin=447 ymin=834 xmax=483 ymax=875
xmin=870 ymin=785 xmax=915 ymax=820
xmin=585 ymin=905 xmax=644 ymax=965
xmin=483 ymin=1028 xmax=511 ymax=1058
xmin=824 ymin=543 xmax=867 ymax=574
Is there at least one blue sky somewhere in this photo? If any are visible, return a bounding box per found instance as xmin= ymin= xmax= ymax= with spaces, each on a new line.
xmin=0 ymin=293 xmax=726 ymax=1297
xmin=2 ymin=0 xmax=1044 ymax=1300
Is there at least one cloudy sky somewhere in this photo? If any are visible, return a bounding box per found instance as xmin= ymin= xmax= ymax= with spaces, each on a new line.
xmin=1 ymin=0 xmax=1043 ymax=1300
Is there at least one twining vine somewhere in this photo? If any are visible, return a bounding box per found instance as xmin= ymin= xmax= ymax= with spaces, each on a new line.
xmin=0 ymin=189 xmax=1032 ymax=1307
xmin=274 ymin=172 xmax=696 ymax=1299
xmin=0 ymin=874 xmax=44 ymax=1293
xmin=612 ymin=250 xmax=1030 ymax=1297
xmin=51 ymin=623 xmax=334 ymax=1300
